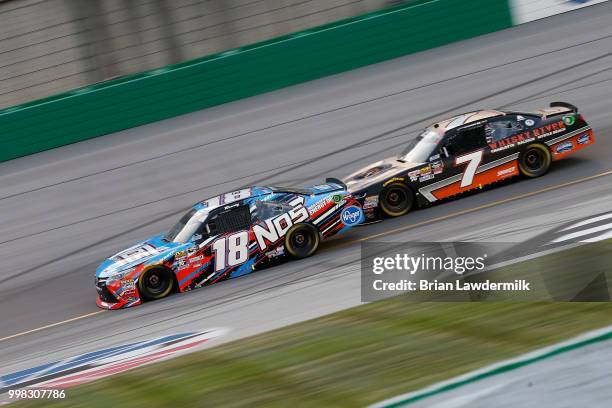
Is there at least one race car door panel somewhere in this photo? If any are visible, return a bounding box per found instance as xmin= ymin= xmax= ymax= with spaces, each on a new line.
xmin=418 ymin=123 xmax=518 ymax=202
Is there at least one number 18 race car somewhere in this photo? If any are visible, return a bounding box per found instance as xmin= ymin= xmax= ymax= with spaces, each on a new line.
xmin=339 ymin=102 xmax=594 ymax=221
xmin=95 ymin=183 xmax=364 ymax=309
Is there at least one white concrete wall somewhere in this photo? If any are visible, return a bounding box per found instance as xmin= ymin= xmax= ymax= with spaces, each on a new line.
xmin=510 ymin=0 xmax=609 ymax=24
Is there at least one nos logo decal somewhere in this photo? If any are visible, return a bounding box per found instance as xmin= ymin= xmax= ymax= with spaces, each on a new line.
xmin=341 ymin=206 xmax=363 ymax=226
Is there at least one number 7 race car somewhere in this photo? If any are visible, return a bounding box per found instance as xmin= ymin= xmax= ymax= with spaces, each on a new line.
xmin=95 ymin=183 xmax=364 ymax=309
xmin=340 ymin=102 xmax=594 ymax=221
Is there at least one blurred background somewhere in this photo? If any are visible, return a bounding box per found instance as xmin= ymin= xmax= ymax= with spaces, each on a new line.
xmin=0 ymin=0 xmax=405 ymax=108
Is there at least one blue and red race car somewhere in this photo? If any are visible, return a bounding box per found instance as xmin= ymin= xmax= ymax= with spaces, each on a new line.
xmin=95 ymin=183 xmax=364 ymax=309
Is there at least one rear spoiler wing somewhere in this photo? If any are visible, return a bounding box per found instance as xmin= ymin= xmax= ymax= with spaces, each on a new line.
xmin=325 ymin=177 xmax=347 ymax=190
xmin=550 ymin=102 xmax=578 ymax=113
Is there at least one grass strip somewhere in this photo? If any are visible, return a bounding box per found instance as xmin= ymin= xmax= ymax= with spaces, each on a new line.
xmin=17 ymin=299 xmax=612 ymax=408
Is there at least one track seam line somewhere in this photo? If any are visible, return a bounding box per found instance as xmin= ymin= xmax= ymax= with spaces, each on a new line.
xmin=0 ymin=311 xmax=103 ymax=343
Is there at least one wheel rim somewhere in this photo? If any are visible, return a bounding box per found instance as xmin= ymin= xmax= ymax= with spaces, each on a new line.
xmin=525 ymin=148 xmax=546 ymax=171
xmin=286 ymin=225 xmax=319 ymax=258
xmin=143 ymin=270 xmax=171 ymax=297
xmin=292 ymin=230 xmax=312 ymax=249
xmin=293 ymin=231 xmax=309 ymax=248
xmin=384 ymin=187 xmax=410 ymax=213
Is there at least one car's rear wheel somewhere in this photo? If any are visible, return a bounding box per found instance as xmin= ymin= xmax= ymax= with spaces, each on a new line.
xmin=285 ymin=223 xmax=320 ymax=259
xmin=379 ymin=182 xmax=414 ymax=217
xmin=519 ymin=144 xmax=551 ymax=178
xmin=138 ymin=267 xmax=175 ymax=301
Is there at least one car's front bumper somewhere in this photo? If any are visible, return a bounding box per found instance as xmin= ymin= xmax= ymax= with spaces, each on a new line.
xmin=95 ymin=276 xmax=142 ymax=309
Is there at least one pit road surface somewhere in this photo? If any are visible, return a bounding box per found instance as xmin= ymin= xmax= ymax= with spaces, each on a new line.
xmin=1 ymin=3 xmax=612 ymax=402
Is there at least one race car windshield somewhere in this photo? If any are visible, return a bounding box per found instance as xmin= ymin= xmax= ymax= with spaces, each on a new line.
xmin=166 ymin=208 xmax=203 ymax=243
xmin=398 ymin=130 xmax=441 ymax=163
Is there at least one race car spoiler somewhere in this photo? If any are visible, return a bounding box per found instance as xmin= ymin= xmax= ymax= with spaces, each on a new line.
xmin=550 ymin=101 xmax=578 ymax=113
xmin=325 ymin=177 xmax=348 ymax=189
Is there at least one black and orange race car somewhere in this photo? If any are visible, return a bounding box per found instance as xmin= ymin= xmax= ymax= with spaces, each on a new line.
xmin=334 ymin=102 xmax=594 ymax=221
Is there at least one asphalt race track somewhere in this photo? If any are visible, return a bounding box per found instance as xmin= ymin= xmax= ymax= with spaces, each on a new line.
xmin=1 ymin=2 xmax=612 ymax=401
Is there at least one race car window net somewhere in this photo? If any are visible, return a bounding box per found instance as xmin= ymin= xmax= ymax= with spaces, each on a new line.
xmin=447 ymin=126 xmax=487 ymax=155
xmin=206 ymin=205 xmax=252 ymax=235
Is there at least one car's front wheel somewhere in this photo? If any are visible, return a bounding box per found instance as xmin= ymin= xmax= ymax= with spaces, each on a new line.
xmin=519 ymin=144 xmax=551 ymax=178
xmin=379 ymin=182 xmax=414 ymax=217
xmin=138 ymin=267 xmax=175 ymax=301
xmin=285 ymin=223 xmax=320 ymax=259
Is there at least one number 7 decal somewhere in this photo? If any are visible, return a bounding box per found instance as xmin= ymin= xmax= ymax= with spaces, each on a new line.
xmin=455 ymin=150 xmax=483 ymax=188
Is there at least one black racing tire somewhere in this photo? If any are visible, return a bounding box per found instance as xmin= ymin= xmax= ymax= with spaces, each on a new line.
xmin=519 ymin=144 xmax=552 ymax=178
xmin=379 ymin=182 xmax=414 ymax=217
xmin=138 ymin=267 xmax=175 ymax=301
xmin=285 ymin=223 xmax=320 ymax=259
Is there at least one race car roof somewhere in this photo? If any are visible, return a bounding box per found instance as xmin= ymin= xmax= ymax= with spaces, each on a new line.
xmin=433 ymin=110 xmax=506 ymax=132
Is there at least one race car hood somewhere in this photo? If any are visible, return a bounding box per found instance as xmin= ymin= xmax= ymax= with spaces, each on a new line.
xmin=342 ymin=157 xmax=422 ymax=191
xmin=95 ymin=234 xmax=182 ymax=278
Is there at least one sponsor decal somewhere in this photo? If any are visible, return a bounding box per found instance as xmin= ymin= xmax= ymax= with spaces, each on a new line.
xmin=383 ymin=177 xmax=405 ymax=187
xmin=189 ymin=255 xmax=204 ymax=263
xmin=525 ymin=119 xmax=535 ymax=127
xmin=363 ymin=195 xmax=379 ymax=209
xmin=489 ymin=120 xmax=566 ymax=152
xmin=408 ymin=170 xmax=420 ymax=181
xmin=331 ymin=194 xmax=344 ymax=203
xmin=177 ymin=259 xmax=189 ymax=270
xmin=187 ymin=246 xmax=197 ymax=255
xmin=419 ymin=166 xmax=432 ymax=175
xmin=419 ymin=174 xmax=434 ymax=182
xmin=340 ymin=206 xmax=363 ymax=226
xmin=121 ymin=279 xmax=136 ymax=290
xmin=265 ymin=246 xmax=284 ymax=258
xmin=556 ymin=141 xmax=574 ymax=154
xmin=175 ymin=250 xmax=187 ymax=259
xmin=308 ymin=197 xmax=331 ymax=214
xmin=517 ymin=115 xmax=525 ymax=121
xmin=431 ymin=160 xmax=444 ymax=174
xmin=563 ymin=115 xmax=576 ymax=126
xmin=429 ymin=154 xmax=440 ymax=161
xmin=577 ymin=134 xmax=591 ymax=145
xmin=497 ymin=166 xmax=516 ymax=177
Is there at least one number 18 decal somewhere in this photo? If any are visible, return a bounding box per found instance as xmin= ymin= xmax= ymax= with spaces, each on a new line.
xmin=455 ymin=150 xmax=483 ymax=188
xmin=212 ymin=231 xmax=249 ymax=271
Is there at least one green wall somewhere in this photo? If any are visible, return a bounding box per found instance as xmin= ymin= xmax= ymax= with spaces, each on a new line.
xmin=0 ymin=0 xmax=512 ymax=163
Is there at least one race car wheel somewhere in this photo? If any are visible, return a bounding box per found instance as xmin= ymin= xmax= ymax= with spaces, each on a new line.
xmin=138 ymin=267 xmax=175 ymax=301
xmin=379 ymin=183 xmax=414 ymax=217
xmin=519 ymin=144 xmax=551 ymax=178
xmin=285 ymin=223 xmax=320 ymax=259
